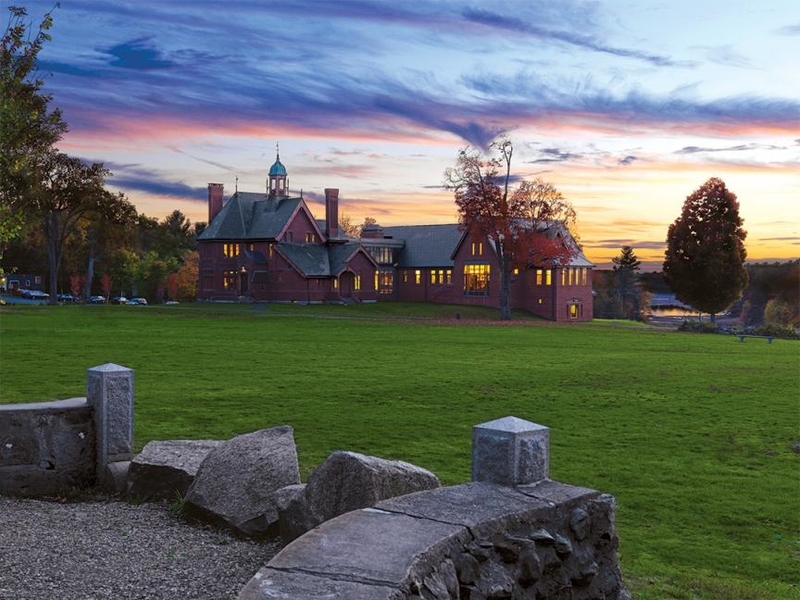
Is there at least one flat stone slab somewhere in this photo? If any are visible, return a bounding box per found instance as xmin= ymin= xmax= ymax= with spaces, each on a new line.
xmin=238 ymin=568 xmax=402 ymax=600
xmin=269 ymin=507 xmax=468 ymax=585
xmin=375 ymin=482 xmax=554 ymax=528
xmin=516 ymin=479 xmax=598 ymax=505
xmin=0 ymin=397 xmax=87 ymax=412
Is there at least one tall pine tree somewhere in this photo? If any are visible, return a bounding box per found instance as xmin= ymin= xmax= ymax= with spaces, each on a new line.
xmin=663 ymin=178 xmax=748 ymax=323
xmin=612 ymin=245 xmax=645 ymax=320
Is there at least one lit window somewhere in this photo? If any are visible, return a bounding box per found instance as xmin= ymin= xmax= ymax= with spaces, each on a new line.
xmin=536 ymin=269 xmax=543 ymax=285
xmin=377 ymin=270 xmax=393 ymax=295
xmin=463 ymin=264 xmax=490 ymax=296
xmin=333 ymin=278 xmax=338 ymax=290
xmin=561 ymin=269 xmax=566 ymax=286
xmin=268 ymin=243 xmax=274 ymax=257
xmin=446 ymin=269 xmax=452 ymax=285
xmin=569 ymin=303 xmax=580 ymax=319
xmin=354 ymin=274 xmax=361 ymax=290
xmin=222 ymin=270 xmax=237 ymax=290
xmin=581 ymin=268 xmax=587 ymax=286
xmin=223 ymin=243 xmax=240 ymax=258
xmin=568 ymin=269 xmax=574 ymax=286
xmin=430 ymin=269 xmax=446 ymax=284
xmin=403 ymin=270 xmax=408 ymax=283
xmin=415 ymin=270 xmax=421 ymax=285
xmin=367 ymin=246 xmax=394 ymax=264
xmin=545 ymin=270 xmax=552 ymax=285
xmin=305 ymin=232 xmax=316 ymax=243
xmin=471 ymin=241 xmax=483 ymax=256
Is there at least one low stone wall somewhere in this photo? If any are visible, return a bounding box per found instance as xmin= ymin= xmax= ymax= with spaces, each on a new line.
xmin=239 ymin=416 xmax=629 ymax=600
xmin=0 ymin=364 xmax=134 ymax=497
xmin=240 ymin=481 xmax=627 ymax=599
xmin=0 ymin=398 xmax=95 ymax=496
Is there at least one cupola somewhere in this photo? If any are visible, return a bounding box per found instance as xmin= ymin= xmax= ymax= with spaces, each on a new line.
xmin=268 ymin=143 xmax=288 ymax=198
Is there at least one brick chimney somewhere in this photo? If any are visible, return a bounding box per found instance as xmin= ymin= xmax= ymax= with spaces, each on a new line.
xmin=208 ymin=183 xmax=224 ymax=223
xmin=325 ymin=188 xmax=339 ymax=239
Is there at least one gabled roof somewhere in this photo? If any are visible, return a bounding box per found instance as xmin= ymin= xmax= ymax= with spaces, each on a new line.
xmin=197 ymin=193 xmax=304 ymax=241
xmin=380 ymin=224 xmax=462 ymax=267
xmin=451 ymin=220 xmax=594 ymax=268
xmin=276 ymin=242 xmax=374 ymax=278
xmin=277 ymin=243 xmax=331 ymax=276
xmin=541 ymin=221 xmax=594 ymax=268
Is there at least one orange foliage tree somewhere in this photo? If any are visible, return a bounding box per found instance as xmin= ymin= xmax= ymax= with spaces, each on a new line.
xmin=444 ymin=138 xmax=577 ymax=320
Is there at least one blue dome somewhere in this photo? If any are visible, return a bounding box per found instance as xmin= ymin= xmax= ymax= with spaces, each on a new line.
xmin=269 ymin=158 xmax=286 ymax=176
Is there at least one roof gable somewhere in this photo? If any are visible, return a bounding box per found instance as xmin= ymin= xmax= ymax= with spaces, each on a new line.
xmin=198 ymin=193 xmax=305 ymax=241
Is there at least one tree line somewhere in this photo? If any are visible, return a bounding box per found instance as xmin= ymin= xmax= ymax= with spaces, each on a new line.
xmin=1 ymin=6 xmax=200 ymax=303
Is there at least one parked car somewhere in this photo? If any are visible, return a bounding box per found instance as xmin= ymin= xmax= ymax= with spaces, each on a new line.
xmin=57 ymin=293 xmax=78 ymax=303
xmin=111 ymin=296 xmax=129 ymax=305
xmin=21 ymin=289 xmax=49 ymax=300
xmin=127 ymin=297 xmax=148 ymax=305
xmin=88 ymin=295 xmax=106 ymax=304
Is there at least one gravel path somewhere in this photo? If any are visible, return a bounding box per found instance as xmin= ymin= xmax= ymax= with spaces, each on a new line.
xmin=0 ymin=496 xmax=280 ymax=600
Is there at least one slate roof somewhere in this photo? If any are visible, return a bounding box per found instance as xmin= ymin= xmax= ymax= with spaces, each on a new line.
xmin=198 ymin=193 xmax=302 ymax=241
xmin=276 ymin=242 xmax=369 ymax=277
xmin=380 ymin=224 xmax=462 ymax=267
xmin=543 ymin=222 xmax=594 ymax=268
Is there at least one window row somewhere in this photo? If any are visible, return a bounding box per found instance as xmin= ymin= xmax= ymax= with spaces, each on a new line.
xmin=561 ymin=267 xmax=588 ymax=286
xmin=368 ymin=246 xmax=394 ymax=264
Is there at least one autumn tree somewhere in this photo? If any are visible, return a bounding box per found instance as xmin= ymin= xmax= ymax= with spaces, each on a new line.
xmin=663 ymin=177 xmax=748 ymax=323
xmin=338 ymin=214 xmax=361 ymax=238
xmin=444 ymin=138 xmax=576 ymax=320
xmin=171 ymin=250 xmax=199 ymax=301
xmin=1 ymin=5 xmax=67 ymax=260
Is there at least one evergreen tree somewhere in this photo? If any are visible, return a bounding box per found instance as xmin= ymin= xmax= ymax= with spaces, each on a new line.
xmin=663 ymin=178 xmax=748 ymax=323
xmin=612 ymin=245 xmax=646 ymax=320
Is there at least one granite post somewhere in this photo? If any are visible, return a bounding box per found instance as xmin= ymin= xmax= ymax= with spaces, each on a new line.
xmin=87 ymin=363 xmax=134 ymax=491
xmin=472 ymin=416 xmax=549 ymax=485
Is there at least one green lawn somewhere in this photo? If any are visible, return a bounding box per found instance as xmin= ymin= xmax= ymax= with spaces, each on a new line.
xmin=1 ymin=302 xmax=798 ymax=599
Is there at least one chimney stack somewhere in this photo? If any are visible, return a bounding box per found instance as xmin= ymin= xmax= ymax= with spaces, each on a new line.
xmin=325 ymin=188 xmax=339 ymax=239
xmin=208 ymin=183 xmax=224 ymax=223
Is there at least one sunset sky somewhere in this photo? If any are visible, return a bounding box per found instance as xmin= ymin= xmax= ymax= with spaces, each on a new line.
xmin=21 ymin=0 xmax=800 ymax=268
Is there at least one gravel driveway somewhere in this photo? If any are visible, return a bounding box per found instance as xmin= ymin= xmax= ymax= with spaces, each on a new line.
xmin=0 ymin=496 xmax=279 ymax=600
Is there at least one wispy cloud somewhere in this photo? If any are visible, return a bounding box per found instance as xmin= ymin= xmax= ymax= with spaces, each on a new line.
xmin=776 ymin=23 xmax=800 ymax=35
xmin=101 ymin=162 xmax=206 ymax=200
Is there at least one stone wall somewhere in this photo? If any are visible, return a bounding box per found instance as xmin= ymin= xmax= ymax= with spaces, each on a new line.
xmin=0 ymin=364 xmax=133 ymax=497
xmin=239 ymin=416 xmax=629 ymax=600
xmin=0 ymin=398 xmax=95 ymax=496
xmin=1 ymin=367 xmax=629 ymax=599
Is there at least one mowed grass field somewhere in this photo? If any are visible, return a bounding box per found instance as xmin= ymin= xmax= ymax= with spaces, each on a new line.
xmin=1 ymin=302 xmax=798 ymax=599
